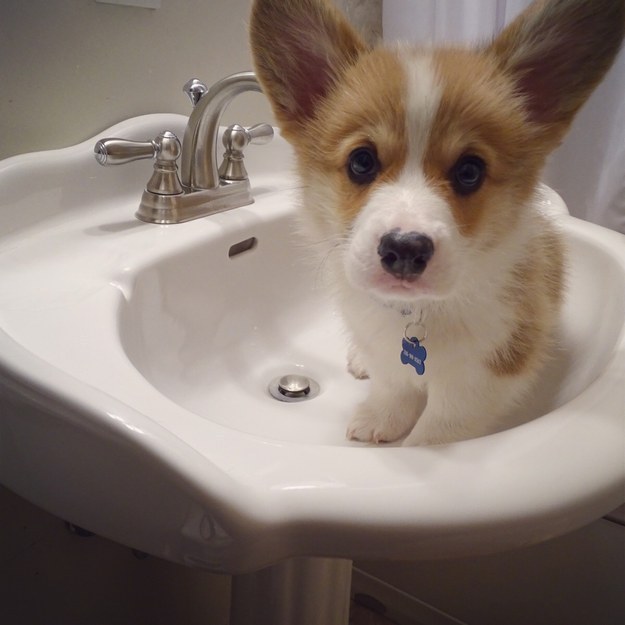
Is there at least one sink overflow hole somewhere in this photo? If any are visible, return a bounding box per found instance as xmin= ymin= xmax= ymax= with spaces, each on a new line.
xmin=268 ymin=374 xmax=320 ymax=402
xmin=228 ymin=237 xmax=257 ymax=258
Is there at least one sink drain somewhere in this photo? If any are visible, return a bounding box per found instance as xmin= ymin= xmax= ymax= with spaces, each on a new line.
xmin=268 ymin=374 xmax=320 ymax=402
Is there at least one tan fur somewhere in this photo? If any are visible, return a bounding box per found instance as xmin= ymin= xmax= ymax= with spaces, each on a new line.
xmin=250 ymin=0 xmax=623 ymax=444
xmin=300 ymin=49 xmax=408 ymax=224
xmin=425 ymin=50 xmax=543 ymax=239
xmin=250 ymin=0 xmax=368 ymax=130
xmin=487 ymin=229 xmax=565 ymax=377
xmin=487 ymin=0 xmax=625 ymax=145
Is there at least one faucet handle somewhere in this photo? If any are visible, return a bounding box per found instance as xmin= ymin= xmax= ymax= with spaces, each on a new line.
xmin=245 ymin=123 xmax=274 ymax=146
xmin=218 ymin=123 xmax=274 ymax=182
xmin=95 ymin=131 xmax=183 ymax=197
xmin=221 ymin=123 xmax=274 ymax=152
xmin=94 ymin=137 xmax=157 ymax=166
xmin=183 ymin=78 xmax=208 ymax=107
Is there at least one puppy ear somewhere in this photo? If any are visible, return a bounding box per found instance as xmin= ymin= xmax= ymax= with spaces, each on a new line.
xmin=488 ymin=0 xmax=625 ymax=140
xmin=250 ymin=0 xmax=368 ymax=135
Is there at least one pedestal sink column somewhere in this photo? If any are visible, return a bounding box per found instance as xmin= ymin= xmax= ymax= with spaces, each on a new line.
xmin=230 ymin=557 xmax=353 ymax=625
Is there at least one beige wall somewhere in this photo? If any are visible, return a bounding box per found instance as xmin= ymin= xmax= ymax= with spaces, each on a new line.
xmin=0 ymin=0 xmax=381 ymax=160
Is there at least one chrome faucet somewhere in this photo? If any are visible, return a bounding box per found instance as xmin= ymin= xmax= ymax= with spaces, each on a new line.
xmin=94 ymin=72 xmax=273 ymax=224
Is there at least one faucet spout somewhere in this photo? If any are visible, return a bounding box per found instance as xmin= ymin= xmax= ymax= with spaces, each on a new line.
xmin=95 ymin=71 xmax=271 ymax=223
xmin=181 ymin=71 xmax=261 ymax=191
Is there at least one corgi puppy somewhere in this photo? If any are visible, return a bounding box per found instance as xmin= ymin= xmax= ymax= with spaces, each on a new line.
xmin=250 ymin=0 xmax=625 ymax=445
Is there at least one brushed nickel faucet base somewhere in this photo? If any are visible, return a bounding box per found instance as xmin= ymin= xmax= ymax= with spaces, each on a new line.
xmin=135 ymin=180 xmax=253 ymax=224
xmin=94 ymin=72 xmax=273 ymax=224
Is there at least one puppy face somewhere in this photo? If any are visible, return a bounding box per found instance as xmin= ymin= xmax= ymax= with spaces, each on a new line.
xmin=250 ymin=0 xmax=625 ymax=303
xmin=286 ymin=46 xmax=541 ymax=304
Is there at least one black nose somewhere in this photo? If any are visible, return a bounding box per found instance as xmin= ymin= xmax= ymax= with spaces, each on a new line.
xmin=378 ymin=230 xmax=434 ymax=279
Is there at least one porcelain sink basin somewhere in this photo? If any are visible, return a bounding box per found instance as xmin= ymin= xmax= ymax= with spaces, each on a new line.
xmin=1 ymin=114 xmax=624 ymax=574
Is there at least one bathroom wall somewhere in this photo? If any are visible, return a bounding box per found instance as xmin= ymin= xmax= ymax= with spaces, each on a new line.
xmin=0 ymin=0 xmax=381 ymax=161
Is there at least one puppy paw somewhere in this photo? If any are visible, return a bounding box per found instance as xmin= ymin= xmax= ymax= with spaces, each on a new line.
xmin=346 ymin=404 xmax=406 ymax=444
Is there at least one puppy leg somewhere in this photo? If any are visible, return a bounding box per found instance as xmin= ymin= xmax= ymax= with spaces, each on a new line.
xmin=347 ymin=382 xmax=426 ymax=443
xmin=402 ymin=370 xmax=532 ymax=446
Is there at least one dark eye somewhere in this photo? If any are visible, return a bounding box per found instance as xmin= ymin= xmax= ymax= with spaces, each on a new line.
xmin=347 ymin=147 xmax=380 ymax=185
xmin=450 ymin=155 xmax=486 ymax=195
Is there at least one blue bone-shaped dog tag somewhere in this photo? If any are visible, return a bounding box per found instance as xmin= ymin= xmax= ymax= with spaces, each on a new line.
xmin=400 ymin=337 xmax=427 ymax=375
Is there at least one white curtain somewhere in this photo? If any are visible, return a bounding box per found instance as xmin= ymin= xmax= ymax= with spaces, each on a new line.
xmin=383 ymin=0 xmax=625 ymax=233
xmin=383 ymin=0 xmax=508 ymax=44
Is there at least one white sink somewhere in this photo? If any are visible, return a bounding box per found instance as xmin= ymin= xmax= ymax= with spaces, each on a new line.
xmin=1 ymin=114 xmax=624 ymax=574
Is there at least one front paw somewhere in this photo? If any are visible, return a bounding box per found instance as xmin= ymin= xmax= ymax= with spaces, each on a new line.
xmin=347 ymin=403 xmax=407 ymax=444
